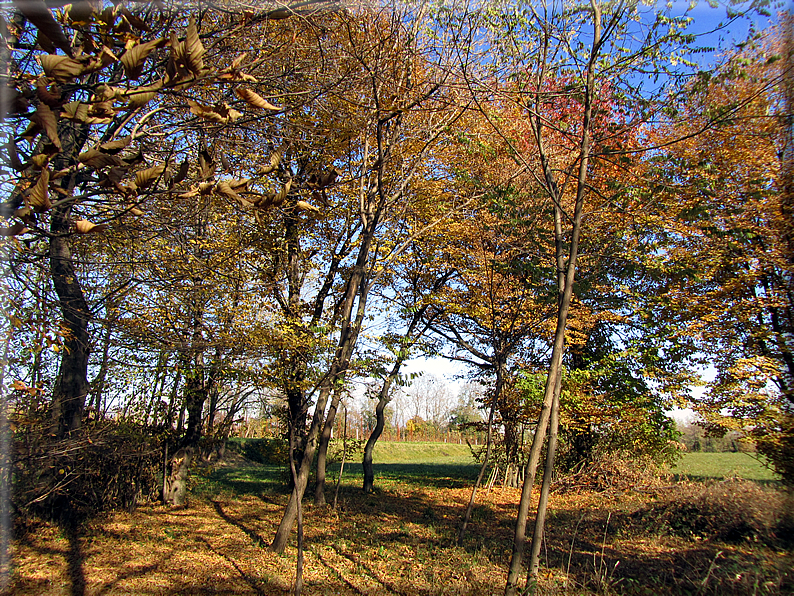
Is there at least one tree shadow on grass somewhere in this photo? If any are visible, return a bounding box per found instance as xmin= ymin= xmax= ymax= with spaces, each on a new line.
xmin=202 ymin=464 xmax=287 ymax=497
xmin=62 ymin=522 xmax=85 ymax=596
xmin=210 ymin=499 xmax=270 ymax=549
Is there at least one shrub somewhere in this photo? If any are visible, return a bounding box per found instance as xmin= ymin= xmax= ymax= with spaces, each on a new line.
xmin=638 ymin=479 xmax=787 ymax=544
xmin=228 ymin=437 xmax=289 ymax=465
xmin=12 ymin=417 xmax=166 ymax=524
xmin=552 ymin=450 xmax=667 ymax=493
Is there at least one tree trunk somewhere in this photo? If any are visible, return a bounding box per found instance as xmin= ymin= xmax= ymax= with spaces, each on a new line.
xmin=458 ymin=361 xmax=504 ymax=546
xmin=314 ymin=385 xmax=344 ymax=506
xmin=362 ymin=383 xmax=389 ymax=493
xmin=527 ymin=384 xmax=561 ymax=579
xmin=270 ymin=378 xmax=334 ymax=553
xmin=165 ymin=446 xmax=194 ymax=507
xmin=504 ymin=5 xmax=599 ymax=592
xmin=50 ymin=204 xmax=91 ymax=438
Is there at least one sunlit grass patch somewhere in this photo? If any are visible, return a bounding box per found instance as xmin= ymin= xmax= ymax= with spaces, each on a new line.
xmin=671 ymin=452 xmax=778 ymax=482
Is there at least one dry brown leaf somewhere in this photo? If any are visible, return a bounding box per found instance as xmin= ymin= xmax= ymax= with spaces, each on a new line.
xmin=295 ymin=200 xmax=320 ymax=214
xmin=120 ymin=37 xmax=165 ymax=80
xmin=31 ymin=154 xmax=50 ymax=169
xmin=29 ymin=168 xmax=51 ymax=212
xmin=18 ymin=0 xmax=73 ymax=56
xmin=99 ymin=136 xmax=132 ymax=154
xmin=61 ymin=101 xmax=89 ymax=122
xmin=178 ymin=186 xmax=200 ymax=199
xmin=74 ymin=219 xmax=109 ymax=234
xmin=257 ymin=153 xmax=281 ymax=175
xmin=35 ymin=77 xmax=62 ymax=107
xmin=66 ymin=1 xmax=94 ymax=24
xmin=172 ymin=159 xmax=190 ymax=185
xmin=31 ymin=103 xmax=61 ymax=149
xmin=38 ymin=55 xmax=84 ymax=84
xmin=184 ymin=17 xmax=205 ymax=76
xmin=134 ymin=164 xmax=166 ymax=189
xmin=0 ymin=223 xmax=28 ymax=237
xmin=78 ymin=147 xmax=125 ymax=169
xmin=188 ymin=100 xmax=242 ymax=124
xmin=124 ymin=80 xmax=163 ymax=109
xmin=120 ymin=6 xmax=149 ymax=31
xmin=273 ymin=179 xmax=292 ymax=206
xmin=235 ymin=88 xmax=281 ymax=111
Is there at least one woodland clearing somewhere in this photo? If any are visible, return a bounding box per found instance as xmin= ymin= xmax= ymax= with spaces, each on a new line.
xmin=6 ymin=446 xmax=792 ymax=596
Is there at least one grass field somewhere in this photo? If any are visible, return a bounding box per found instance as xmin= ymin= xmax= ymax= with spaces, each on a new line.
xmin=671 ymin=451 xmax=779 ymax=482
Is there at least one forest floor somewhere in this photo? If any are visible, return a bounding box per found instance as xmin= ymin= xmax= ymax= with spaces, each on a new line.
xmin=5 ymin=447 xmax=792 ymax=595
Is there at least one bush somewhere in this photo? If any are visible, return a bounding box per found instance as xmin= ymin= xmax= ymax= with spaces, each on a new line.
xmin=12 ymin=417 xmax=166 ymax=523
xmin=552 ymin=450 xmax=667 ymax=493
xmin=227 ymin=438 xmax=289 ymax=465
xmin=638 ymin=479 xmax=787 ymax=544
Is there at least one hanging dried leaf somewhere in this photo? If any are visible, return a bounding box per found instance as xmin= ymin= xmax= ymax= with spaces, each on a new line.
xmin=98 ymin=166 xmax=128 ymax=189
xmin=15 ymin=207 xmax=35 ymax=225
xmin=39 ymin=55 xmax=84 ymax=84
xmin=66 ymin=1 xmax=94 ymax=24
xmin=29 ymin=168 xmax=51 ymax=212
xmin=295 ymin=200 xmax=320 ymax=214
xmin=231 ymin=52 xmax=248 ymax=70
xmin=235 ymin=88 xmax=281 ymax=111
xmin=184 ymin=17 xmax=205 ymax=76
xmin=220 ymin=153 xmax=230 ymax=172
xmin=273 ymin=179 xmax=292 ymax=206
xmin=128 ymin=206 xmax=145 ymax=216
xmin=19 ymin=121 xmax=42 ymax=144
xmin=215 ymin=180 xmax=241 ymax=202
xmin=172 ymin=159 xmax=190 ymax=185
xmin=78 ymin=147 xmax=125 ymax=168
xmin=85 ymin=46 xmax=118 ymax=73
xmin=187 ymin=100 xmax=242 ymax=124
xmin=17 ymin=0 xmax=73 ymax=56
xmin=74 ymin=219 xmax=109 ymax=234
xmin=166 ymin=30 xmax=188 ymax=81
xmin=120 ymin=37 xmax=165 ymax=80
xmin=257 ymin=153 xmax=281 ymax=175
xmin=123 ymin=150 xmax=145 ymax=166
xmin=61 ymin=101 xmax=89 ymax=122
xmin=87 ymin=99 xmax=116 ymax=119
xmin=120 ymin=6 xmax=149 ymax=31
xmin=35 ymin=77 xmax=62 ymax=107
xmin=31 ymin=153 xmax=51 ymax=168
xmin=228 ymin=178 xmax=250 ymax=190
xmin=199 ymin=182 xmax=214 ymax=195
xmin=37 ymin=29 xmax=55 ymax=54
xmin=30 ymin=103 xmax=61 ymax=149
xmin=124 ymin=80 xmax=163 ymax=110
xmin=134 ymin=164 xmax=166 ymax=189
xmin=198 ymin=149 xmax=214 ymax=180
xmin=179 ymin=186 xmax=200 ymax=199
xmin=0 ymin=223 xmax=28 ymax=237
xmin=99 ymin=136 xmax=132 ymax=154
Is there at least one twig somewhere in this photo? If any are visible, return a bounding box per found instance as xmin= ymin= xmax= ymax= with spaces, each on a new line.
xmin=566 ymin=513 xmax=586 ymax=588
xmin=697 ymin=550 xmax=723 ymax=596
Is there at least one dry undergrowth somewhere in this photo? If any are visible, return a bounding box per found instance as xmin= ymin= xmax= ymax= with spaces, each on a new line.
xmin=5 ymin=463 xmax=793 ymax=595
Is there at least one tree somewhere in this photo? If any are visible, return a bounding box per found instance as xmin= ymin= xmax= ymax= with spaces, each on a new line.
xmin=268 ymin=4 xmax=467 ymax=552
xmin=439 ymin=0 xmax=747 ymax=590
xmin=643 ymin=20 xmax=794 ymax=483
